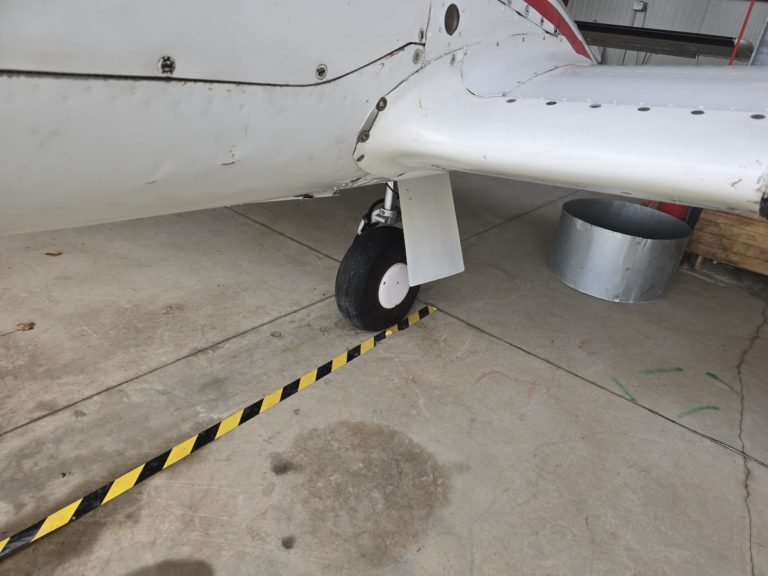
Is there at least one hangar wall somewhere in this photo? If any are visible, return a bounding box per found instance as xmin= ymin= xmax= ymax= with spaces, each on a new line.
xmin=566 ymin=0 xmax=768 ymax=65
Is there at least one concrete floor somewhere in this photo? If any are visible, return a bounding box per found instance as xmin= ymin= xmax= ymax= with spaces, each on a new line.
xmin=1 ymin=174 xmax=767 ymax=575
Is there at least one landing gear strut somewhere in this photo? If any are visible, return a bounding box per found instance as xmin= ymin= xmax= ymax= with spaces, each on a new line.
xmin=335 ymin=183 xmax=419 ymax=331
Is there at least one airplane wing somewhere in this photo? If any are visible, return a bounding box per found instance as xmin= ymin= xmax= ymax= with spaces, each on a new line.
xmin=356 ymin=35 xmax=768 ymax=218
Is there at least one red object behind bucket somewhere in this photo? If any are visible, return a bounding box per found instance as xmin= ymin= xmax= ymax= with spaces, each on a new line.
xmin=657 ymin=202 xmax=689 ymax=221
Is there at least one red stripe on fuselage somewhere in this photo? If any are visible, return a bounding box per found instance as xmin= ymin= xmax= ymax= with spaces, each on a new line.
xmin=523 ymin=0 xmax=592 ymax=60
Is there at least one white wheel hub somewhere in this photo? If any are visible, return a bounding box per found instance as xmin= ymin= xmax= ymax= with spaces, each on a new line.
xmin=378 ymin=263 xmax=409 ymax=309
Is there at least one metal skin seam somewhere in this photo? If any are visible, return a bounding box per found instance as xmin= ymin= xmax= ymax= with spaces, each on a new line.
xmin=0 ymin=42 xmax=425 ymax=89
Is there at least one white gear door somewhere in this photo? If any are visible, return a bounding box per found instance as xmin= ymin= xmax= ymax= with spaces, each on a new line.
xmin=398 ymin=173 xmax=464 ymax=287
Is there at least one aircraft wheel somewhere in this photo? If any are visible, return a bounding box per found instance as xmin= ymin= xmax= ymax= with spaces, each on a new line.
xmin=335 ymin=226 xmax=419 ymax=331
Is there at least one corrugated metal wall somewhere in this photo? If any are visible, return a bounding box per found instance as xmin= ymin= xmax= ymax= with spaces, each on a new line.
xmin=567 ymin=0 xmax=768 ymax=65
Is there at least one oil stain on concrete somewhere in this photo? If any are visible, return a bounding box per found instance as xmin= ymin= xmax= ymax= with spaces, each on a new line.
xmin=273 ymin=421 xmax=449 ymax=567
xmin=122 ymin=559 xmax=214 ymax=576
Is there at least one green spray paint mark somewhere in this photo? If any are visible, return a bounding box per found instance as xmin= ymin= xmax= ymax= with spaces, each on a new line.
xmin=612 ymin=377 xmax=636 ymax=403
xmin=706 ymin=372 xmax=739 ymax=396
xmin=641 ymin=367 xmax=684 ymax=375
xmin=676 ymin=405 xmax=720 ymax=419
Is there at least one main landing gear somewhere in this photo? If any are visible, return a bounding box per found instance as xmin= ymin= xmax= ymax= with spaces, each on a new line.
xmin=335 ymin=183 xmax=418 ymax=331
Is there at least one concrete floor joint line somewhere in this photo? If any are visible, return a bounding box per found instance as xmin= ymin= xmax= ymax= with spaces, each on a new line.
xmin=459 ymin=191 xmax=576 ymax=243
xmin=0 ymin=295 xmax=334 ymax=441
xmin=226 ymin=206 xmax=341 ymax=263
xmin=0 ymin=306 xmax=437 ymax=561
xmin=433 ymin=303 xmax=768 ymax=473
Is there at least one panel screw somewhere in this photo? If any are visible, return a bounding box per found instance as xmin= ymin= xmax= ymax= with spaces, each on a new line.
xmin=418 ymin=28 xmax=426 ymax=42
xmin=376 ymin=97 xmax=388 ymax=111
xmin=315 ymin=64 xmax=328 ymax=80
xmin=358 ymin=131 xmax=370 ymax=143
xmin=158 ymin=55 xmax=176 ymax=75
xmin=413 ymin=49 xmax=423 ymax=64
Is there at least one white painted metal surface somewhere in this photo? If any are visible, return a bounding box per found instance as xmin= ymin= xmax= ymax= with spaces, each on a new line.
xmin=398 ymin=173 xmax=464 ymax=287
xmin=0 ymin=0 xmax=430 ymax=85
xmin=510 ymin=64 xmax=768 ymax=111
xmin=461 ymin=32 xmax=587 ymax=96
xmin=1 ymin=0 xmax=767 ymax=285
xmin=378 ymin=263 xmax=410 ymax=309
xmin=358 ymin=49 xmax=768 ymax=214
xmin=424 ymin=0 xmax=586 ymax=62
xmin=0 ymin=45 xmax=422 ymax=234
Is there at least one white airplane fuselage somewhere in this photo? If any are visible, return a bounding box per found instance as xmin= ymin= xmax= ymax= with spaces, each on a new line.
xmin=1 ymin=0 xmax=767 ymax=235
xmin=0 ymin=0 xmax=456 ymax=233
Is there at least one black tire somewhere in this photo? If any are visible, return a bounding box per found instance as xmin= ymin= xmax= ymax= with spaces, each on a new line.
xmin=335 ymin=226 xmax=419 ymax=331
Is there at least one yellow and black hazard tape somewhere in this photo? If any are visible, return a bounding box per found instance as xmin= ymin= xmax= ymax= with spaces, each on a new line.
xmin=0 ymin=305 xmax=437 ymax=560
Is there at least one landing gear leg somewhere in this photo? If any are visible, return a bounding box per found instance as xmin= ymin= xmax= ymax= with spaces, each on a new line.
xmin=335 ymin=183 xmax=419 ymax=331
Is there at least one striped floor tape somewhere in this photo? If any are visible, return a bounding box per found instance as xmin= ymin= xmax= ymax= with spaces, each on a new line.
xmin=0 ymin=305 xmax=437 ymax=560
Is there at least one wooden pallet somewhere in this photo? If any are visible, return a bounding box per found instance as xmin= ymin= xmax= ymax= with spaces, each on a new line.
xmin=687 ymin=210 xmax=768 ymax=276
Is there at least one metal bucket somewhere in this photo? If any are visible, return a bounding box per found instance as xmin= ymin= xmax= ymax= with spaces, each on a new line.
xmin=550 ymin=198 xmax=692 ymax=303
